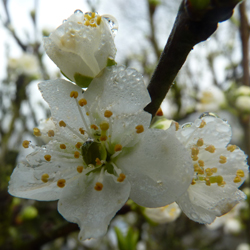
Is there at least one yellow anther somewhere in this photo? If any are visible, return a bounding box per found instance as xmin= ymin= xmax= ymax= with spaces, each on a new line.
xmin=33 ymin=127 xmax=41 ymax=136
xmin=104 ymin=110 xmax=113 ymax=118
xmin=100 ymin=135 xmax=107 ymax=141
xmin=191 ymin=179 xmax=196 ymax=185
xmin=218 ymin=181 xmax=226 ymax=187
xmin=96 ymin=15 xmax=101 ymax=25
xmin=70 ymin=91 xmax=78 ymax=98
xmin=75 ymin=142 xmax=83 ymax=149
xmin=74 ymin=151 xmax=80 ymax=158
xmin=41 ymin=173 xmax=49 ymax=183
xmin=100 ymin=122 xmax=109 ymax=131
xmin=84 ymin=20 xmax=90 ymax=26
xmin=199 ymin=120 xmax=206 ymax=128
xmin=227 ymin=145 xmax=236 ymax=152
xmin=44 ymin=155 xmax=51 ymax=161
xmin=205 ymin=168 xmax=213 ymax=176
xmin=79 ymin=128 xmax=85 ymax=134
xmin=196 ymin=138 xmax=204 ymax=147
xmin=205 ymin=180 xmax=211 ymax=186
xmin=193 ymin=164 xmax=200 ymax=172
xmin=234 ymin=176 xmax=242 ymax=183
xmin=95 ymin=158 xmax=102 ymax=166
xmin=59 ymin=120 xmax=66 ymax=127
xmin=135 ymin=125 xmax=144 ymax=134
xmin=192 ymin=155 xmax=198 ymax=161
xmin=156 ymin=108 xmax=163 ymax=116
xmin=191 ymin=147 xmax=199 ymax=156
xmin=86 ymin=112 xmax=89 ymax=116
xmin=22 ymin=140 xmax=30 ymax=148
xmin=205 ymin=145 xmax=216 ymax=153
xmin=78 ymin=98 xmax=87 ymax=106
xmin=197 ymin=169 xmax=204 ymax=175
xmin=60 ymin=144 xmax=66 ymax=149
xmin=77 ymin=166 xmax=84 ymax=173
xmin=77 ymin=21 xmax=82 ymax=24
xmin=114 ymin=144 xmax=122 ymax=152
xmin=175 ymin=122 xmax=179 ymax=131
xmin=117 ymin=173 xmax=126 ymax=182
xmin=209 ymin=175 xmax=223 ymax=185
xmin=47 ymin=130 xmax=55 ymax=137
xmin=57 ymin=179 xmax=66 ymax=188
xmin=236 ymin=169 xmax=245 ymax=177
xmin=198 ymin=160 xmax=204 ymax=167
xmin=91 ymin=12 xmax=95 ymax=18
xmin=84 ymin=13 xmax=91 ymax=20
xmin=94 ymin=182 xmax=103 ymax=191
xmin=91 ymin=124 xmax=98 ymax=130
xmin=211 ymin=168 xmax=217 ymax=173
xmin=219 ymin=155 xmax=227 ymax=164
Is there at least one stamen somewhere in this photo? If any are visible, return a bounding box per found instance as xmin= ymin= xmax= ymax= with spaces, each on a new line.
xmin=196 ymin=138 xmax=204 ymax=147
xmin=100 ymin=122 xmax=109 ymax=131
xmin=211 ymin=167 xmax=217 ymax=173
xmin=78 ymin=98 xmax=87 ymax=106
xmin=33 ymin=127 xmax=41 ymax=136
xmin=191 ymin=179 xmax=196 ymax=185
xmin=70 ymin=91 xmax=78 ymax=98
xmin=104 ymin=110 xmax=113 ymax=118
xmin=198 ymin=160 xmax=204 ymax=167
xmin=191 ymin=147 xmax=199 ymax=156
xmin=96 ymin=15 xmax=101 ymax=25
xmin=75 ymin=142 xmax=83 ymax=149
xmin=205 ymin=145 xmax=216 ymax=153
xmin=91 ymin=124 xmax=98 ymax=130
xmin=48 ymin=130 xmax=55 ymax=137
xmin=156 ymin=108 xmax=163 ymax=116
xmin=199 ymin=120 xmax=206 ymax=128
xmin=94 ymin=182 xmax=103 ymax=191
xmin=175 ymin=122 xmax=179 ymax=131
xmin=57 ymin=179 xmax=66 ymax=188
xmin=95 ymin=158 xmax=102 ymax=166
xmin=60 ymin=144 xmax=66 ymax=149
xmin=22 ymin=140 xmax=30 ymax=148
xmin=44 ymin=155 xmax=51 ymax=161
xmin=234 ymin=176 xmax=242 ymax=183
xmin=59 ymin=120 xmax=66 ymax=127
xmin=193 ymin=163 xmax=200 ymax=172
xmin=219 ymin=155 xmax=227 ymax=164
xmin=117 ymin=173 xmax=126 ymax=182
xmin=86 ymin=112 xmax=89 ymax=116
xmin=74 ymin=151 xmax=80 ymax=158
xmin=192 ymin=155 xmax=198 ymax=161
xmin=100 ymin=135 xmax=107 ymax=141
xmin=41 ymin=173 xmax=49 ymax=183
xmin=114 ymin=144 xmax=122 ymax=152
xmin=227 ymin=144 xmax=236 ymax=152
xmin=135 ymin=125 xmax=144 ymax=134
xmin=84 ymin=20 xmax=90 ymax=26
xmin=79 ymin=128 xmax=85 ymax=134
xmin=77 ymin=166 xmax=84 ymax=173
xmin=205 ymin=168 xmax=213 ymax=176
xmin=236 ymin=169 xmax=245 ymax=177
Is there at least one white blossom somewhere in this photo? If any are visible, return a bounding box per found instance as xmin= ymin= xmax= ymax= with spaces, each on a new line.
xmin=43 ymin=10 xmax=117 ymax=87
xmin=9 ymin=65 xmax=193 ymax=241
xmin=175 ymin=114 xmax=249 ymax=224
xmin=235 ymin=96 xmax=250 ymax=113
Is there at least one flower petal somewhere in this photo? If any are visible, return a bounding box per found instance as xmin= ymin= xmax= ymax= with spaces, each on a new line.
xmin=116 ymin=125 xmax=193 ymax=207
xmin=58 ymin=171 xmax=130 ymax=241
xmin=177 ymin=185 xmax=246 ymax=224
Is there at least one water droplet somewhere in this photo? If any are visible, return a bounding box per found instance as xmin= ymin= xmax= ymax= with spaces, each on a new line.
xmin=102 ymin=14 xmax=119 ymax=36
xmin=199 ymin=112 xmax=219 ymax=119
xmin=74 ymin=9 xmax=83 ymax=14
xmin=157 ymin=180 xmax=162 ymax=185
xmin=222 ymin=118 xmax=228 ymax=123
xmin=194 ymin=119 xmax=202 ymax=127
xmin=63 ymin=19 xmax=67 ymax=23
xmin=181 ymin=122 xmax=193 ymax=129
xmin=85 ymin=12 xmax=93 ymax=17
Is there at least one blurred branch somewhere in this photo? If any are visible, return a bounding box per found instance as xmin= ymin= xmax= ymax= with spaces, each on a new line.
xmin=145 ymin=0 xmax=243 ymax=117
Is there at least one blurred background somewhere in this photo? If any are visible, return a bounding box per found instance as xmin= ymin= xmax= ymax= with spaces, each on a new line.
xmin=0 ymin=0 xmax=249 ymax=249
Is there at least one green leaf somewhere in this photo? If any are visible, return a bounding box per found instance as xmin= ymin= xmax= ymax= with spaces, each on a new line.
xmin=115 ymin=227 xmax=127 ymax=250
xmin=126 ymin=227 xmax=139 ymax=250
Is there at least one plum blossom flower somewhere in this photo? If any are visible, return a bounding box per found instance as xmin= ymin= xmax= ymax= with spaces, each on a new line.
xmin=144 ymin=202 xmax=181 ymax=224
xmin=174 ymin=114 xmax=249 ymax=224
xmin=43 ymin=10 xmax=117 ymax=87
xmin=8 ymin=65 xmax=193 ymax=241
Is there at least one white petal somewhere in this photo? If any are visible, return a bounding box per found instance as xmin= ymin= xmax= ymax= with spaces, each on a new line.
xmin=177 ymin=117 xmax=232 ymax=148
xmin=116 ymin=126 xmax=193 ymax=207
xmin=177 ymin=185 xmax=246 ymax=224
xmin=86 ymin=65 xmax=151 ymax=116
xmin=58 ymin=171 xmax=130 ymax=241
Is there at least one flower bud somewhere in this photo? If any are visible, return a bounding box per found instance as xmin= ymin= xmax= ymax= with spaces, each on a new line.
xmin=43 ymin=11 xmax=117 ymax=87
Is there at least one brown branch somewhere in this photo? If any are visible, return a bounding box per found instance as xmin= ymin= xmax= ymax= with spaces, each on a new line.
xmin=144 ymin=0 xmax=242 ymax=117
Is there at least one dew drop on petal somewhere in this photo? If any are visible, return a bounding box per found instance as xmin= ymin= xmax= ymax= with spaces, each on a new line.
xmin=74 ymin=9 xmax=83 ymax=14
xmin=181 ymin=122 xmax=193 ymax=129
xmin=63 ymin=19 xmax=67 ymax=23
xmin=102 ymin=14 xmax=119 ymax=36
xmin=199 ymin=112 xmax=219 ymax=119
xmin=194 ymin=119 xmax=202 ymax=127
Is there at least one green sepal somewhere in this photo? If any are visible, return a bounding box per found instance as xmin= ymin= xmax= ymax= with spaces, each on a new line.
xmin=74 ymin=73 xmax=94 ymax=88
xmin=106 ymin=57 xmax=117 ymax=67
xmin=61 ymin=70 xmax=73 ymax=82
